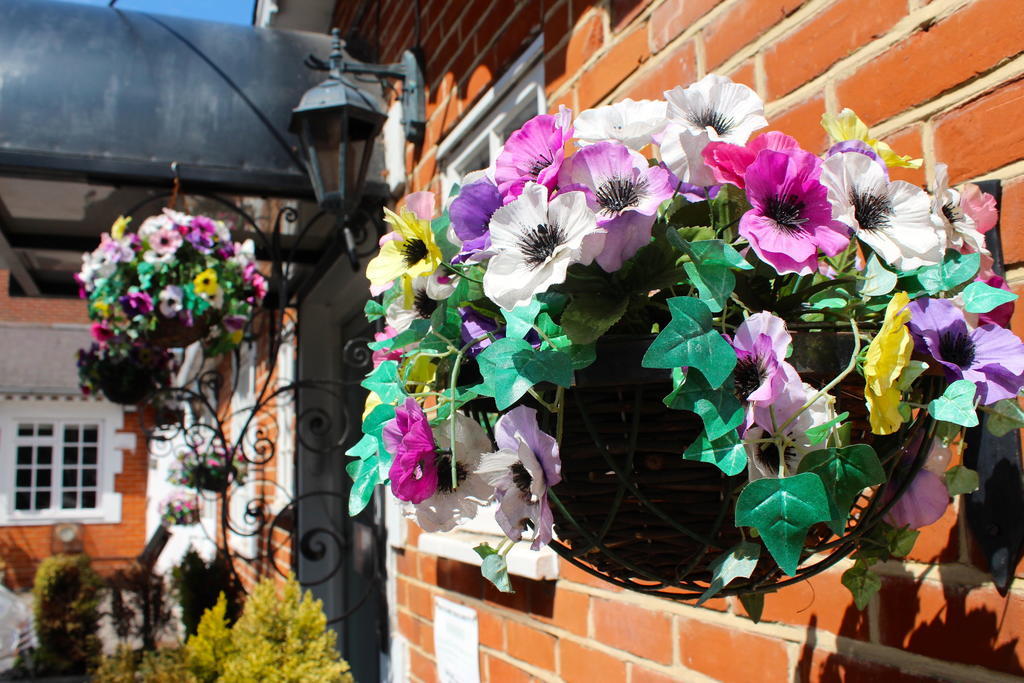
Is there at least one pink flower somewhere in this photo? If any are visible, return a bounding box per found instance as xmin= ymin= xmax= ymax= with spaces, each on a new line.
xmin=383 ymin=398 xmax=438 ymax=503
xmin=885 ymin=468 xmax=949 ymax=529
xmin=150 ymin=226 xmax=183 ymax=255
xmin=91 ymin=322 xmax=115 ymax=343
xmin=372 ymin=326 xmax=404 ymax=367
xmin=494 ymin=107 xmax=573 ymax=200
xmin=701 ymin=132 xmax=801 ymax=188
xmin=978 ymin=275 xmax=1015 ymax=328
xmin=960 ymin=183 xmax=998 ymax=234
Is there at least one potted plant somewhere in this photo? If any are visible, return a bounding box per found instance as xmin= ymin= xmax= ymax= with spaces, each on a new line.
xmin=76 ymin=339 xmax=175 ymax=405
xmin=159 ymin=492 xmax=200 ymax=526
xmin=346 ymin=74 xmax=1024 ymax=605
xmin=169 ymin=444 xmax=246 ymax=492
xmin=76 ymin=210 xmax=267 ymax=355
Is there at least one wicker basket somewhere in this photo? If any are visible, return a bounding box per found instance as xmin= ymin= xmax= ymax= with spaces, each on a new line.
xmin=148 ymin=313 xmax=212 ymax=348
xmin=194 ymin=463 xmax=235 ymax=493
xmin=544 ymin=335 xmax=936 ymax=599
xmin=98 ymin=358 xmax=157 ymax=405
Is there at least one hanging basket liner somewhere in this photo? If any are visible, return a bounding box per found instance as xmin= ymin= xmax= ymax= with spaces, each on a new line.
xmin=194 ymin=463 xmax=235 ymax=493
xmin=543 ymin=333 xmax=937 ymax=599
xmin=97 ymin=358 xmax=158 ymax=405
xmin=148 ymin=312 xmax=213 ymax=348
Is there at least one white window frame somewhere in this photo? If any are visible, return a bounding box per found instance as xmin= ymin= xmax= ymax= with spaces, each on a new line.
xmin=0 ymin=398 xmax=132 ymax=525
xmin=423 ymin=35 xmax=558 ymax=581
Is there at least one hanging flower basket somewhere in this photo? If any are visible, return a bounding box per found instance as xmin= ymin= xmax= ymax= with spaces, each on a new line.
xmin=160 ymin=492 xmax=200 ymax=526
xmin=76 ymin=209 xmax=267 ymax=355
xmin=77 ymin=341 xmax=175 ymax=405
xmin=345 ymin=74 xmax=1024 ymax=606
xmin=169 ymin=445 xmax=246 ymax=492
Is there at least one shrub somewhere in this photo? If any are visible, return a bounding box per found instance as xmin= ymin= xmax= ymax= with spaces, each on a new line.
xmin=107 ymin=561 xmax=175 ymax=650
xmin=32 ymin=553 xmax=103 ymax=675
xmin=93 ymin=645 xmax=196 ymax=683
xmin=171 ymin=549 xmax=241 ymax=636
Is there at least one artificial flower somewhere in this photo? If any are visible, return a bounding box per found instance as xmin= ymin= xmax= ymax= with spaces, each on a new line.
xmin=478 ymin=406 xmax=562 ymax=549
xmin=821 ymin=108 xmax=922 ymax=169
xmin=976 ymin=275 xmax=1015 ymax=328
xmin=449 ymin=178 xmax=502 ymax=263
xmin=482 ymin=182 xmax=601 ymax=310
xmin=907 ymin=297 xmax=1024 ymax=405
xmin=573 ymin=99 xmax=668 ymax=150
xmin=91 ymin=321 xmax=115 ymax=343
xmin=385 ymin=276 xmax=437 ymax=333
xmin=372 ymin=325 xmax=404 ymax=367
xmin=110 ymin=215 xmax=130 ymax=240
xmin=92 ymin=300 xmax=110 ymax=318
xmin=932 ymin=163 xmax=986 ymax=254
xmin=739 ymin=149 xmax=849 ymax=275
xmin=885 ymin=468 xmax=949 ymax=529
xmin=494 ymin=107 xmax=573 ymax=199
xmin=664 ymin=73 xmax=768 ymax=144
xmin=959 ymin=183 xmax=998 ymax=234
xmin=658 ymin=125 xmax=717 ymax=187
xmin=558 ymin=141 xmax=676 ymax=271
xmin=383 ymin=398 xmax=439 ymax=504
xmin=408 ymin=412 xmax=495 ymax=533
xmin=820 ymin=151 xmax=943 ymax=270
xmin=158 ymin=285 xmax=184 ymax=318
xmin=365 ymin=194 xmax=443 ymax=293
xmin=193 ymin=268 xmax=219 ymax=296
xmin=120 ymin=291 xmax=154 ymax=318
xmin=864 ymin=292 xmax=913 ymax=435
xmin=745 ymin=378 xmax=837 ymax=480
xmin=149 ymin=225 xmax=183 ymax=256
xmin=731 ymin=312 xmax=799 ymax=404
xmin=702 ymin=131 xmax=801 ymax=189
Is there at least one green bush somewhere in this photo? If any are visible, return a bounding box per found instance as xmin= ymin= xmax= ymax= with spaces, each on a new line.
xmin=186 ymin=575 xmax=354 ymax=683
xmin=32 ymin=553 xmax=104 ymax=675
xmin=93 ymin=645 xmax=197 ymax=683
xmin=171 ymin=549 xmax=241 ymax=636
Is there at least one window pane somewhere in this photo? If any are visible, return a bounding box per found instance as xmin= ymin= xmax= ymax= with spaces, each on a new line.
xmin=61 ymin=491 xmax=77 ymax=509
xmin=83 ymin=447 xmax=97 ymax=465
xmin=36 ymin=469 xmax=51 ymax=487
xmin=36 ymin=491 xmax=51 ymax=509
xmin=63 ymin=470 xmax=77 ymax=487
xmin=15 ymin=492 xmax=30 ymax=510
xmin=82 ymin=469 xmax=97 ymax=487
xmin=16 ymin=447 xmax=32 ymax=465
xmin=82 ymin=426 xmax=99 ymax=443
xmin=63 ymin=447 xmax=78 ymax=465
xmin=37 ymin=446 xmax=52 ymax=465
xmin=63 ymin=426 xmax=79 ymax=442
xmin=15 ymin=470 xmax=31 ymax=487
xmin=17 ymin=424 xmax=33 ymax=437
xmin=37 ymin=424 xmax=53 ymax=437
xmin=81 ymin=492 xmax=97 ymax=509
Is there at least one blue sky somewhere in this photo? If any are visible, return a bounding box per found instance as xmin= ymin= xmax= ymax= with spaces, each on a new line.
xmin=56 ymin=0 xmax=255 ymax=25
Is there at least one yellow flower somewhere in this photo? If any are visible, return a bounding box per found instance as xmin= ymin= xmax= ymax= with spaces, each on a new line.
xmin=362 ymin=392 xmax=382 ymax=421
xmin=193 ymin=268 xmax=219 ymax=296
xmin=228 ymin=329 xmax=244 ymax=346
xmin=821 ymin=109 xmax=922 ymax=170
xmin=365 ymin=207 xmax=442 ymax=290
xmin=110 ymin=215 xmax=131 ymax=240
xmin=92 ymin=300 xmax=110 ymax=318
xmin=864 ymin=292 xmax=914 ymax=435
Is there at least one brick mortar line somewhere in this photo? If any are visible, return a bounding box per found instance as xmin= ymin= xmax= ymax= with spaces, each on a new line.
xmin=873 ymin=559 xmax=1024 ymax=595
xmin=967 ymin=158 xmax=1024 ymax=185
xmin=712 ymin=0 xmax=840 ymax=74
xmin=478 ymin=644 xmax=561 ymax=682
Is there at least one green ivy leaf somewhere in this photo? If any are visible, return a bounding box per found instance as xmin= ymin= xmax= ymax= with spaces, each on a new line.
xmin=736 ymin=473 xmax=832 ymax=575
xmin=928 ymin=380 xmax=979 ymax=427
xmin=560 ymin=292 xmax=629 ymax=344
xmin=884 ymin=524 xmax=920 ymax=558
xmin=895 ymin=360 xmax=930 ymax=392
xmin=944 ymin=465 xmax=980 ymax=496
xmin=711 ymin=182 xmax=751 ymax=230
xmin=982 ymin=397 xmax=1024 ymax=437
xmin=642 ymin=296 xmax=736 ymax=388
xmin=431 ymin=211 xmax=458 ymax=262
xmin=683 ymin=429 xmax=747 ymax=476
xmin=547 ymin=334 xmax=597 ymax=370
xmin=804 ymin=411 xmax=849 ymax=445
xmin=842 ymin=560 xmax=881 ymax=610
xmin=859 ymin=254 xmax=898 ymax=297
xmin=364 ymin=299 xmax=385 ymax=322
xmin=360 ymin=360 xmax=406 ymax=405
xmin=475 ymin=337 xmax=573 ymax=409
xmin=481 ymin=553 xmax=514 ymax=593
xmin=698 ymin=541 xmax=760 ymax=604
xmin=664 ymin=371 xmax=743 ymax=441
xmin=738 ymin=592 xmax=765 ymax=623
xmin=344 ymin=404 xmax=397 ymax=516
xmin=503 ymin=299 xmax=543 ymax=341
xmin=961 ymin=280 xmax=1018 ymax=313
xmin=912 ymin=250 xmax=980 ymax=294
xmin=670 ymin=239 xmax=751 ymax=313
xmin=797 ymin=445 xmax=886 ymax=534
xmin=367 ymin=318 xmax=431 ymax=350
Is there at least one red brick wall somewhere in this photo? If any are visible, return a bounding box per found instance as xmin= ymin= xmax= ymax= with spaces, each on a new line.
xmin=0 ymin=270 xmax=89 ymax=325
xmin=335 ymin=1 xmax=1024 ymax=680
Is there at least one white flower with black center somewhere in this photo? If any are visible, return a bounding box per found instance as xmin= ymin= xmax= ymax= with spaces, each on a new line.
xmin=745 ymin=381 xmax=836 ymax=481
xmin=932 ymin=163 xmax=986 ymax=254
xmin=664 ymin=73 xmax=768 ymax=145
xmin=483 ymin=182 xmax=601 ymax=310
xmin=821 ymin=151 xmax=944 ymax=270
xmin=385 ymin=276 xmax=438 ymax=333
xmin=408 ymin=412 xmax=495 ymax=533
xmin=658 ymin=124 xmax=717 ymax=187
xmin=573 ymin=99 xmax=669 ymax=150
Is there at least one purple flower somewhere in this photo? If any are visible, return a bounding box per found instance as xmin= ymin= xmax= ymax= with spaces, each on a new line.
xmin=383 ymin=398 xmax=439 ymax=503
xmin=739 ymin=149 xmax=850 ymax=276
xmin=479 ymin=406 xmax=561 ymax=549
xmin=119 ymin=291 xmax=154 ymax=317
xmin=558 ymin=141 xmax=677 ymax=271
xmin=731 ymin=312 xmax=799 ymax=405
xmin=826 ymin=139 xmax=886 ymax=172
xmin=884 ymin=468 xmax=949 ymax=529
xmin=185 ymin=215 xmax=218 ymax=253
xmin=450 ymin=179 xmax=502 ymax=263
xmin=907 ymin=297 xmax=1024 ymax=405
xmin=223 ymin=315 xmax=248 ymax=332
xmin=98 ymin=232 xmax=134 ymax=262
xmin=459 ymin=307 xmax=499 ymax=357
xmin=494 ymin=107 xmax=573 ymax=200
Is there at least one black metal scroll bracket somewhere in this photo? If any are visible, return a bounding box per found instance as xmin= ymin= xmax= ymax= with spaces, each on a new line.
xmin=963 ymin=179 xmax=1024 ymax=595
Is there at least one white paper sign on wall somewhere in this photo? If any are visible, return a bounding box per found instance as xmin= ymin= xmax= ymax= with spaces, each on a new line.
xmin=433 ymin=596 xmax=480 ymax=683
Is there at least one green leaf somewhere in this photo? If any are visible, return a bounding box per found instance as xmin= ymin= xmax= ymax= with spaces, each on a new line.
xmin=698 ymin=541 xmax=760 ymax=604
xmin=502 ymin=299 xmax=543 ymax=341
xmin=664 ymin=371 xmax=743 ymax=441
xmin=345 ymin=454 xmax=380 ymax=516
xmin=804 ymin=411 xmax=849 ymax=445
xmin=735 ymin=473 xmax=832 ymax=575
xmin=982 ymin=398 xmax=1024 ymax=437
xmin=475 ymin=337 xmax=573 ymax=410
xmin=360 ymin=360 xmax=406 ymax=405
xmin=895 ymin=360 xmax=930 ymax=392
xmin=912 ymin=250 xmax=980 ymax=294
xmin=481 ymin=554 xmax=514 ymax=593
xmin=548 ymin=334 xmax=597 ymax=370
xmin=884 ymin=524 xmax=919 ymax=558
xmin=797 ymin=445 xmax=886 ymax=533
xmin=738 ymin=593 xmax=765 ymax=623
xmin=961 ymin=281 xmax=1018 ymax=313
xmin=711 ymin=182 xmax=751 ymax=230
xmin=473 ymin=542 xmax=498 ymax=559
xmin=642 ymin=296 xmax=736 ymax=388
xmin=944 ymin=465 xmax=979 ymax=496
xmin=674 ymin=240 xmax=751 ymax=313
xmin=431 ymin=211 xmax=459 ymax=262
xmin=560 ymin=292 xmax=629 ymax=344
xmin=842 ymin=561 xmax=881 ymax=610
xmin=683 ymin=429 xmax=747 ymax=476
xmin=928 ymin=380 xmax=979 ymax=427
xmin=859 ymin=254 xmax=898 ymax=297
xmin=367 ymin=318 xmax=431 ymax=350
xmin=364 ymin=299 xmax=385 ymax=322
